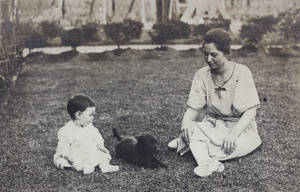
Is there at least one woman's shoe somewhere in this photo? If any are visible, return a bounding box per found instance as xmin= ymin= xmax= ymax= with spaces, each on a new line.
xmin=193 ymin=159 xmax=225 ymax=177
xmin=167 ymin=138 xmax=179 ymax=149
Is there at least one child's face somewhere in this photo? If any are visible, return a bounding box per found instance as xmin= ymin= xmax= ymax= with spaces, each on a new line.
xmin=76 ymin=107 xmax=96 ymax=127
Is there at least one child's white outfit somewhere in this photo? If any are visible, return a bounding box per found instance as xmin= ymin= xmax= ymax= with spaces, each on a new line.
xmin=53 ymin=121 xmax=118 ymax=174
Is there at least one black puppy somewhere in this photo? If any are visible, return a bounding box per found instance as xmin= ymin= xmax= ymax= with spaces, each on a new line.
xmin=112 ymin=128 xmax=167 ymax=169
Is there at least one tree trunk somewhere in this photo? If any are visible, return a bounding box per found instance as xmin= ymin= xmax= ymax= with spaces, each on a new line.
xmin=89 ymin=0 xmax=96 ymax=16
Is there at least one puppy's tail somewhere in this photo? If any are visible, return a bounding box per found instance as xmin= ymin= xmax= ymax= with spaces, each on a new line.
xmin=112 ymin=128 xmax=122 ymax=141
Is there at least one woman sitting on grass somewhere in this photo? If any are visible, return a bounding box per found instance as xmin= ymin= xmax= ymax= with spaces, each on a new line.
xmin=168 ymin=28 xmax=261 ymax=177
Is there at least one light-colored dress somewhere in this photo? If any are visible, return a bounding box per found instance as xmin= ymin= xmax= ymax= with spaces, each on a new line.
xmin=53 ymin=121 xmax=112 ymax=171
xmin=181 ymin=63 xmax=261 ymax=160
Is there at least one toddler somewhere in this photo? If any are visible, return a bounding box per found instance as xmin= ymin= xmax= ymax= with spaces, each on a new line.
xmin=53 ymin=94 xmax=119 ymax=174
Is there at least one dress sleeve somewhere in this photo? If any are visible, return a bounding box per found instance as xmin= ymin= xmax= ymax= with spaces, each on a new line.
xmin=187 ymin=69 xmax=207 ymax=111
xmin=233 ymin=66 xmax=260 ymax=113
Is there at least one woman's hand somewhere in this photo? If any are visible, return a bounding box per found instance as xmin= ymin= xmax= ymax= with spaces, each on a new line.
xmin=222 ymin=132 xmax=239 ymax=154
xmin=221 ymin=107 xmax=257 ymax=154
xmin=180 ymin=108 xmax=200 ymax=144
xmin=180 ymin=123 xmax=195 ymax=144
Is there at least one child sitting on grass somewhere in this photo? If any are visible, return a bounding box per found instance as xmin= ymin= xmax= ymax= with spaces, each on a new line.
xmin=53 ymin=94 xmax=119 ymax=174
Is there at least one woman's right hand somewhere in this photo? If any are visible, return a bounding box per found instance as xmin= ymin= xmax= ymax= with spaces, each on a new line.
xmin=180 ymin=124 xmax=194 ymax=144
xmin=180 ymin=127 xmax=194 ymax=144
xmin=180 ymin=108 xmax=199 ymax=143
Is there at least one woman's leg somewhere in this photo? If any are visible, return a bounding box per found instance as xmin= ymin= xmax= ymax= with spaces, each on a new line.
xmin=234 ymin=130 xmax=262 ymax=158
xmin=190 ymin=140 xmax=224 ymax=177
xmin=189 ymin=140 xmax=210 ymax=165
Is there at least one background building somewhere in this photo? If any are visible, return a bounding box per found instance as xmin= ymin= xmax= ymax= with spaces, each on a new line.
xmin=17 ymin=0 xmax=300 ymax=28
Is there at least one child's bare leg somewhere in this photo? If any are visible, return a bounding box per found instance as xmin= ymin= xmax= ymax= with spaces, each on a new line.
xmin=99 ymin=159 xmax=119 ymax=173
xmin=99 ymin=164 xmax=119 ymax=173
xmin=83 ymin=164 xmax=95 ymax=174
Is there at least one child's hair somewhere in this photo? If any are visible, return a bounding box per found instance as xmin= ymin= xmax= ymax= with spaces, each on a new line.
xmin=67 ymin=94 xmax=95 ymax=120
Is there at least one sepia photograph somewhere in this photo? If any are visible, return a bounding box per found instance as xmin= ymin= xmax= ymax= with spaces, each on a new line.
xmin=0 ymin=0 xmax=299 ymax=191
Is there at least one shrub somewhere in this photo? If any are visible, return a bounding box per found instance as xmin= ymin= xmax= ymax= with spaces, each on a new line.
xmin=149 ymin=20 xmax=191 ymax=47
xmin=103 ymin=23 xmax=125 ymax=49
xmin=39 ymin=21 xmax=62 ymax=40
xmin=81 ymin=22 xmax=100 ymax=42
xmin=240 ymin=24 xmax=261 ymax=45
xmin=193 ymin=18 xmax=230 ymax=37
xmin=240 ymin=15 xmax=279 ymax=51
xmin=149 ymin=24 xmax=170 ymax=47
xmin=192 ymin=24 xmax=212 ymax=37
xmin=24 ymin=31 xmax=48 ymax=52
xmin=249 ymin=15 xmax=278 ymax=33
xmin=61 ymin=28 xmax=84 ymax=50
xmin=104 ymin=19 xmax=143 ymax=49
xmin=278 ymin=8 xmax=300 ymax=45
xmin=209 ymin=18 xmax=231 ymax=31
xmin=170 ymin=20 xmax=191 ymax=39
xmin=122 ymin=19 xmax=144 ymax=39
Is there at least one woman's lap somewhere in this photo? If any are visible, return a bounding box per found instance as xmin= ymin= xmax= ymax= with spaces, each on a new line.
xmin=190 ymin=121 xmax=261 ymax=161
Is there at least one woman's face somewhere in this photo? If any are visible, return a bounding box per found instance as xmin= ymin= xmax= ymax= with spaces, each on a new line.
xmin=202 ymin=43 xmax=227 ymax=70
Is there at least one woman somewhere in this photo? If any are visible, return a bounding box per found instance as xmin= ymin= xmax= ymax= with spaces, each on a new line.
xmin=168 ymin=28 xmax=261 ymax=177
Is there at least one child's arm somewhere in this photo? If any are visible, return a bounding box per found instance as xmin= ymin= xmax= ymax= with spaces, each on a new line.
xmin=93 ymin=128 xmax=112 ymax=160
xmin=97 ymin=143 xmax=112 ymax=160
xmin=91 ymin=125 xmax=107 ymax=150
xmin=96 ymin=136 xmax=109 ymax=154
xmin=98 ymin=147 xmax=109 ymax=153
xmin=53 ymin=130 xmax=73 ymax=169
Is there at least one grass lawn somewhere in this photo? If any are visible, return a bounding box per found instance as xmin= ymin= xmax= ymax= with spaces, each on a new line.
xmin=0 ymin=48 xmax=299 ymax=192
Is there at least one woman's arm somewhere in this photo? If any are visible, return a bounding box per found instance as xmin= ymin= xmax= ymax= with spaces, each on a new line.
xmin=222 ymin=107 xmax=257 ymax=154
xmin=180 ymin=107 xmax=200 ymax=143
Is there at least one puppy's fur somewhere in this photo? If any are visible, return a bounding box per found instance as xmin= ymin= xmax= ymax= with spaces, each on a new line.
xmin=112 ymin=128 xmax=167 ymax=169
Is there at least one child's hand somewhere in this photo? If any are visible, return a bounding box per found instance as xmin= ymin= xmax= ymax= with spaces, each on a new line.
xmin=55 ymin=156 xmax=73 ymax=169
xmin=99 ymin=147 xmax=112 ymax=160
xmin=99 ymin=147 xmax=109 ymax=154
xmin=64 ymin=156 xmax=74 ymax=166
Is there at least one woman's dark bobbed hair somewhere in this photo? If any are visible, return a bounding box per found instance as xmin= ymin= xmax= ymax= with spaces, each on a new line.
xmin=202 ymin=28 xmax=232 ymax=54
